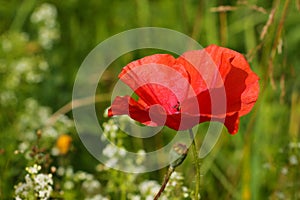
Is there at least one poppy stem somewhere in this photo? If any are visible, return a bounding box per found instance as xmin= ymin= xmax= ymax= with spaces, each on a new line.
xmin=153 ymin=166 xmax=175 ymax=200
xmin=154 ymin=142 xmax=188 ymax=199
xmin=189 ymin=128 xmax=201 ymax=200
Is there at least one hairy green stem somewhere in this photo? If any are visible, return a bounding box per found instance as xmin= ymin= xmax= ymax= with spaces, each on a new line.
xmin=154 ymin=166 xmax=175 ymax=200
xmin=189 ymin=129 xmax=201 ymax=200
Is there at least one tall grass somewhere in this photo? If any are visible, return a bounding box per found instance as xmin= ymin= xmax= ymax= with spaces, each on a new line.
xmin=0 ymin=0 xmax=299 ymax=199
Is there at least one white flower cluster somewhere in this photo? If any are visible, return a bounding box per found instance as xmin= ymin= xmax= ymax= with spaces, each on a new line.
xmin=289 ymin=141 xmax=300 ymax=149
xmin=14 ymin=57 xmax=48 ymax=83
xmin=14 ymin=164 xmax=53 ymax=200
xmin=14 ymin=98 xmax=74 ymax=157
xmin=102 ymin=119 xmax=119 ymax=140
xmin=288 ymin=142 xmax=300 ymax=165
xmin=127 ymin=174 xmax=191 ymax=200
xmin=57 ymin=166 xmax=109 ymax=200
xmin=164 ymin=171 xmax=191 ymax=199
xmin=30 ymin=3 xmax=60 ymax=49
xmin=100 ymin=112 xmax=191 ymax=199
xmin=102 ymin=135 xmax=146 ymax=172
xmin=127 ymin=180 xmax=162 ymax=200
xmin=101 ymin=119 xmax=146 ymax=171
xmin=84 ymin=194 xmax=109 ymax=200
xmin=139 ymin=180 xmax=162 ymax=200
xmin=102 ymin=144 xmax=127 ymax=168
xmin=18 ymin=98 xmax=51 ymax=133
xmin=289 ymin=154 xmax=298 ymax=165
xmin=0 ymin=32 xmax=50 ymax=106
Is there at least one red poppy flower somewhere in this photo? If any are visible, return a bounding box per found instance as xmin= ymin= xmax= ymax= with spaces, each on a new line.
xmin=108 ymin=45 xmax=259 ymax=134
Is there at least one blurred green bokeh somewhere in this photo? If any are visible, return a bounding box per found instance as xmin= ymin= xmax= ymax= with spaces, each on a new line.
xmin=0 ymin=0 xmax=299 ymax=199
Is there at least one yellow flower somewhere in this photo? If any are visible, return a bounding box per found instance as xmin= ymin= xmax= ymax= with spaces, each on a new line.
xmin=56 ymin=134 xmax=72 ymax=155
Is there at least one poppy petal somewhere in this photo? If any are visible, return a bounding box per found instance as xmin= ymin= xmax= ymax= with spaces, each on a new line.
xmin=108 ymin=45 xmax=259 ymax=134
xmin=223 ymin=112 xmax=240 ymax=134
xmin=108 ymin=96 xmax=151 ymax=124
xmin=205 ymin=45 xmax=259 ymax=116
xmin=109 ymin=95 xmax=169 ymax=127
xmin=118 ymin=54 xmax=191 ymax=114
xmin=179 ymin=49 xmax=228 ymax=95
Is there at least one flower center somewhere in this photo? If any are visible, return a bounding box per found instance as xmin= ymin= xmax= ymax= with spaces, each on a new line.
xmin=173 ymin=101 xmax=181 ymax=112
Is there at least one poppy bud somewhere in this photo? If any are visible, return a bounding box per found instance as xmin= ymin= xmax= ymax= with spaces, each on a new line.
xmin=169 ymin=143 xmax=188 ymax=168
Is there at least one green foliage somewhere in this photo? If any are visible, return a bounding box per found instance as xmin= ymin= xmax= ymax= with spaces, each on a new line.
xmin=0 ymin=0 xmax=299 ymax=199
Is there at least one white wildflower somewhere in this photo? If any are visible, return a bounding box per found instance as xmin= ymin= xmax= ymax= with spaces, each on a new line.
xmin=56 ymin=166 xmax=65 ymax=176
xmin=170 ymin=171 xmax=183 ymax=180
xmin=43 ymin=127 xmax=58 ymax=138
xmin=275 ymin=191 xmax=285 ymax=199
xmin=289 ymin=155 xmax=298 ymax=165
xmin=0 ymin=91 xmax=17 ymax=105
xmin=30 ymin=3 xmax=60 ymax=49
xmin=84 ymin=194 xmax=109 ymax=200
xmin=128 ymin=194 xmax=141 ymax=200
xmin=31 ymin=3 xmax=57 ymax=25
xmin=281 ymin=167 xmax=288 ymax=175
xmin=26 ymin=164 xmax=41 ymax=174
xmin=182 ymin=186 xmax=189 ymax=198
xmin=75 ymin=171 xmax=89 ymax=181
xmin=15 ymin=165 xmax=53 ymax=200
xmin=38 ymin=60 xmax=49 ymax=71
xmin=6 ymin=74 xmax=20 ymax=89
xmin=57 ymin=115 xmax=74 ymax=128
xmin=136 ymin=149 xmax=146 ymax=165
xmin=34 ymin=174 xmax=53 ymax=188
xmin=103 ymin=144 xmax=118 ymax=158
xmin=14 ymin=182 xmax=31 ymax=196
xmin=118 ymin=147 xmax=127 ymax=157
xmin=106 ymin=157 xmax=118 ymax=168
xmin=103 ymin=107 xmax=109 ymax=118
xmin=82 ymin=179 xmax=101 ymax=194
xmin=65 ymin=166 xmax=74 ymax=177
xmin=18 ymin=142 xmax=29 ymax=153
xmin=33 ymin=174 xmax=53 ymax=199
xmin=262 ymin=162 xmax=271 ymax=169
xmin=38 ymin=27 xmax=59 ymax=49
xmin=64 ymin=180 xmax=74 ymax=190
xmin=145 ymin=195 xmax=153 ymax=200
xmin=103 ymin=119 xmax=118 ymax=138
xmin=51 ymin=147 xmax=60 ymax=156
xmin=289 ymin=142 xmax=298 ymax=149
xmin=25 ymin=70 xmax=43 ymax=83
xmin=15 ymin=196 xmax=22 ymax=200
xmin=15 ymin=58 xmax=31 ymax=74
xmin=24 ymin=174 xmax=33 ymax=185
xmin=139 ymin=180 xmax=160 ymax=195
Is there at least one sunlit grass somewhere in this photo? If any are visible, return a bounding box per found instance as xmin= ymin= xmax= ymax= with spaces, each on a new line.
xmin=0 ymin=0 xmax=299 ymax=199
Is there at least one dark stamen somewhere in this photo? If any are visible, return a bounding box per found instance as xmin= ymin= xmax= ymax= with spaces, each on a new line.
xmin=173 ymin=101 xmax=181 ymax=112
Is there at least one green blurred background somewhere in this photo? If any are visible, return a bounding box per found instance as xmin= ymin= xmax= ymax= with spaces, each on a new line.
xmin=0 ymin=0 xmax=299 ymax=199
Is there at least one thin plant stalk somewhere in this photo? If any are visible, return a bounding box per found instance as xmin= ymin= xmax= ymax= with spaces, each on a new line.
xmin=154 ymin=166 xmax=175 ymax=200
xmin=189 ymin=129 xmax=201 ymax=200
xmin=154 ymin=143 xmax=188 ymax=199
xmin=154 ymin=130 xmax=201 ymax=200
